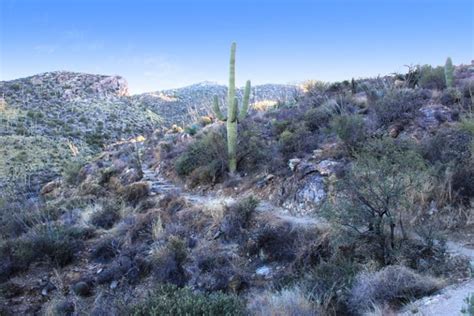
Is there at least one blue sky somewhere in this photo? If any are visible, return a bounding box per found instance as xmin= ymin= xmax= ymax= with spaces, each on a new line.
xmin=1 ymin=0 xmax=472 ymax=94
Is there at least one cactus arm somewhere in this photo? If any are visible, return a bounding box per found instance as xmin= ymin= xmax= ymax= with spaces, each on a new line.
xmin=238 ymin=80 xmax=251 ymax=121
xmin=212 ymin=95 xmax=227 ymax=121
xmin=228 ymin=98 xmax=238 ymax=123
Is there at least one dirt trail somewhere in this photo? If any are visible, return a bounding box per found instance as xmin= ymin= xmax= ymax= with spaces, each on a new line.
xmin=398 ymin=239 xmax=474 ymax=316
xmin=143 ymin=165 xmax=472 ymax=315
xmin=142 ymin=166 xmax=323 ymax=229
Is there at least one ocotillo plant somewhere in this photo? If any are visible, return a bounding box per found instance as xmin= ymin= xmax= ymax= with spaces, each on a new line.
xmin=445 ymin=57 xmax=454 ymax=88
xmin=213 ymin=42 xmax=251 ymax=174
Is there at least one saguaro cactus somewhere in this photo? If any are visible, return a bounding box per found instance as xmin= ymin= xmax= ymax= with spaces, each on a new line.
xmin=445 ymin=57 xmax=454 ymax=88
xmin=213 ymin=42 xmax=251 ymax=174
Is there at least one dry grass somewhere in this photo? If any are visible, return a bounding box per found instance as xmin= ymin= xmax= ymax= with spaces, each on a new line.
xmin=349 ymin=265 xmax=443 ymax=314
xmin=247 ymin=286 xmax=318 ymax=316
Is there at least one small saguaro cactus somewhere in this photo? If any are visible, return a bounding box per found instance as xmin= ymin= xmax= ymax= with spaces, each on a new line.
xmin=445 ymin=57 xmax=454 ymax=88
xmin=213 ymin=42 xmax=251 ymax=174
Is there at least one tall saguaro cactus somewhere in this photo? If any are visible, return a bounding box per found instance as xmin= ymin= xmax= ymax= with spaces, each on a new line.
xmin=445 ymin=57 xmax=454 ymax=88
xmin=213 ymin=42 xmax=251 ymax=174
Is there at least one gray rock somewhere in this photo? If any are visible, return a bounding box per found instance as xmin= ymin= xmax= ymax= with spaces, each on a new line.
xmin=315 ymin=160 xmax=341 ymax=176
xmin=417 ymin=104 xmax=453 ymax=130
xmin=288 ymin=158 xmax=301 ymax=171
xmin=256 ymin=266 xmax=272 ymax=278
xmin=296 ymin=174 xmax=326 ymax=207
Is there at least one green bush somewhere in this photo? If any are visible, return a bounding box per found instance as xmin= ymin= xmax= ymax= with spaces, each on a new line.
xmin=330 ymin=114 xmax=367 ymax=150
xmin=131 ymin=284 xmax=245 ymax=316
xmin=90 ymin=200 xmax=121 ymax=229
xmin=2 ymin=224 xmax=86 ymax=273
xmin=62 ymin=158 xmax=86 ymax=185
xmin=304 ymin=107 xmax=332 ymax=132
xmin=150 ymin=235 xmax=189 ymax=286
xmin=279 ymin=126 xmax=317 ymax=158
xmin=418 ymin=65 xmax=446 ymax=90
xmin=327 ymin=138 xmax=427 ymax=263
xmin=237 ymin=122 xmax=270 ymax=173
xmin=372 ymin=89 xmax=426 ymax=125
xmin=422 ymin=128 xmax=472 ymax=165
xmin=175 ymin=128 xmax=227 ymax=181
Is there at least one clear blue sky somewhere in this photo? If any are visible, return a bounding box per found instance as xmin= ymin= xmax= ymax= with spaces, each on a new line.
xmin=1 ymin=0 xmax=473 ymax=94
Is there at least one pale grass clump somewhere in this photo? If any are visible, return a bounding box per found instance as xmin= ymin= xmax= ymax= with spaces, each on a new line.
xmin=253 ymin=100 xmax=278 ymax=112
xmin=349 ymin=265 xmax=443 ymax=314
xmin=247 ymin=286 xmax=317 ymax=316
xmin=151 ymin=215 xmax=164 ymax=241
xmin=202 ymin=198 xmax=229 ymax=226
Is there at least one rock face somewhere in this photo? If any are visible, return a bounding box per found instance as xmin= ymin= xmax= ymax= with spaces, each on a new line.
xmin=416 ymin=104 xmax=455 ymax=130
xmin=282 ymin=159 xmax=328 ymax=215
xmin=294 ymin=174 xmax=327 ymax=208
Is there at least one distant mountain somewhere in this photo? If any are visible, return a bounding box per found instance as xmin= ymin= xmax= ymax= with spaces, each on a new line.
xmin=132 ymin=82 xmax=301 ymax=126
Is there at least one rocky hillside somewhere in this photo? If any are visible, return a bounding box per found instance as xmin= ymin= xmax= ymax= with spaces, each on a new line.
xmin=0 ymin=62 xmax=473 ymax=315
xmin=0 ymin=72 xmax=158 ymax=196
xmin=0 ymin=72 xmax=299 ymax=197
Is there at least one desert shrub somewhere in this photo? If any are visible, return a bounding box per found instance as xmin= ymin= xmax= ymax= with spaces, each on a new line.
xmin=89 ymin=200 xmax=122 ymax=229
xmin=349 ymin=265 xmax=442 ymax=314
xmin=279 ymin=126 xmax=318 ymax=158
xmin=150 ymin=235 xmax=189 ymax=286
xmin=255 ymin=220 xmax=299 ymax=262
xmin=422 ymin=127 xmax=473 ymax=205
xmin=247 ymin=286 xmax=317 ymax=316
xmin=304 ymin=107 xmax=333 ymax=132
xmin=220 ymin=196 xmax=258 ymax=240
xmin=131 ymin=283 xmax=245 ymax=316
xmin=418 ymin=65 xmax=446 ymax=90
xmin=62 ymin=158 xmax=86 ymax=185
xmin=441 ymin=87 xmax=463 ymax=106
xmin=90 ymin=236 xmax=122 ymax=263
xmin=327 ymin=138 xmax=427 ymax=263
xmin=190 ymin=241 xmax=246 ymax=292
xmin=372 ymin=88 xmax=426 ymax=125
xmin=0 ymin=196 xmax=48 ymax=239
xmin=303 ymin=260 xmax=358 ymax=314
xmin=423 ymin=128 xmax=472 ymax=165
xmin=12 ymin=224 xmax=85 ymax=268
xmin=330 ymin=114 xmax=367 ymax=150
xmin=302 ymin=80 xmax=329 ymax=96
xmin=122 ymin=181 xmax=150 ymax=203
xmin=175 ymin=127 xmax=227 ymax=183
xmin=236 ymin=121 xmax=270 ymax=173
xmin=461 ymin=293 xmax=474 ymax=316
xmin=451 ymin=161 xmax=474 ymax=205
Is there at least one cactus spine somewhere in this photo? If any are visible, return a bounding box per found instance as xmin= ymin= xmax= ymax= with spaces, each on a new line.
xmin=445 ymin=57 xmax=454 ymax=88
xmin=212 ymin=42 xmax=251 ymax=174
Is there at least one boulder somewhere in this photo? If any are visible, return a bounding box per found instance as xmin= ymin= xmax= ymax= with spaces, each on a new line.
xmin=288 ymin=158 xmax=301 ymax=171
xmin=315 ymin=160 xmax=341 ymax=176
xmin=296 ymin=174 xmax=326 ymax=207
xmin=416 ymin=104 xmax=454 ymax=130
